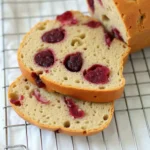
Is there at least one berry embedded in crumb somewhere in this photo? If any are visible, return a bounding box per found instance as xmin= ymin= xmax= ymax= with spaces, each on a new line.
xmin=56 ymin=11 xmax=78 ymax=25
xmin=87 ymin=0 xmax=94 ymax=13
xmin=32 ymin=89 xmax=50 ymax=104
xmin=64 ymin=97 xmax=85 ymax=119
xmin=19 ymin=95 xmax=24 ymax=101
xmin=45 ymin=70 xmax=49 ymax=73
xmin=34 ymin=49 xmax=54 ymax=68
xmin=104 ymin=31 xmax=113 ymax=47
xmin=10 ymin=95 xmax=24 ymax=106
xmin=31 ymin=72 xmax=46 ymax=88
xmin=85 ymin=20 xmax=101 ymax=28
xmin=64 ymin=52 xmax=83 ymax=72
xmin=42 ymin=28 xmax=65 ymax=43
xmin=83 ymin=64 xmax=110 ymax=84
xmin=98 ymin=0 xmax=103 ymax=6
xmin=112 ymin=28 xmax=123 ymax=41
xmin=10 ymin=100 xmax=21 ymax=106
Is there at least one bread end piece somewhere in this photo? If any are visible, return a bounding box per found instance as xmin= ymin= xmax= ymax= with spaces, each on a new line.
xmin=8 ymin=76 xmax=114 ymax=136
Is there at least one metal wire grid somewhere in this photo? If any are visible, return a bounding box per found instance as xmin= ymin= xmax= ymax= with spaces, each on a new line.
xmin=1 ymin=0 xmax=150 ymax=150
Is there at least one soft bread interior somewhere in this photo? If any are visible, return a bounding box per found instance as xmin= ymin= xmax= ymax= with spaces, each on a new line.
xmin=9 ymin=76 xmax=114 ymax=134
xmin=19 ymin=11 xmax=129 ymax=90
xmin=93 ymin=0 xmax=128 ymax=42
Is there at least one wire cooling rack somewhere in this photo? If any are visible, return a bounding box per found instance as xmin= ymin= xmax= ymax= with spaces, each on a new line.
xmin=0 ymin=0 xmax=150 ymax=150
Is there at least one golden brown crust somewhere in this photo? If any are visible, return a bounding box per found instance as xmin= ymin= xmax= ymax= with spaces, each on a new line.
xmin=8 ymin=76 xmax=114 ymax=136
xmin=114 ymin=0 xmax=150 ymax=52
xmin=18 ymin=11 xmax=130 ymax=103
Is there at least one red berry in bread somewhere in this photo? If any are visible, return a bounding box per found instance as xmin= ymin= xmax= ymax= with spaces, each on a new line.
xmin=42 ymin=28 xmax=65 ymax=43
xmin=34 ymin=49 xmax=55 ymax=67
xmin=64 ymin=52 xmax=83 ymax=72
xmin=112 ymin=28 xmax=123 ymax=41
xmin=57 ymin=11 xmax=78 ymax=25
xmin=98 ymin=0 xmax=103 ymax=6
xmin=64 ymin=97 xmax=85 ymax=119
xmin=87 ymin=0 xmax=94 ymax=13
xmin=85 ymin=20 xmax=101 ymax=28
xmin=104 ymin=32 xmax=113 ymax=47
xmin=31 ymin=72 xmax=46 ymax=88
xmin=9 ymin=94 xmax=24 ymax=106
xmin=83 ymin=64 xmax=110 ymax=84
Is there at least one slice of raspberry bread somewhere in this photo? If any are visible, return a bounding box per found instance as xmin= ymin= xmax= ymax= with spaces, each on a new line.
xmin=8 ymin=76 xmax=114 ymax=136
xmin=18 ymin=11 xmax=130 ymax=103
xmin=87 ymin=0 xmax=150 ymax=52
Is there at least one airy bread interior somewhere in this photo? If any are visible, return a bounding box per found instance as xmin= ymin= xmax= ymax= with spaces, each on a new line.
xmin=90 ymin=0 xmax=127 ymax=42
xmin=8 ymin=76 xmax=114 ymax=135
xmin=18 ymin=11 xmax=129 ymax=90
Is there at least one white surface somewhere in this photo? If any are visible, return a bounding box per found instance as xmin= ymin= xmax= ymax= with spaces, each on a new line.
xmin=0 ymin=0 xmax=150 ymax=150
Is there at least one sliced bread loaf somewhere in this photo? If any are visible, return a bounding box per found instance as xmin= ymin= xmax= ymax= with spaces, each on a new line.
xmin=87 ymin=0 xmax=150 ymax=52
xmin=18 ymin=11 xmax=130 ymax=102
xmin=8 ymin=76 xmax=114 ymax=136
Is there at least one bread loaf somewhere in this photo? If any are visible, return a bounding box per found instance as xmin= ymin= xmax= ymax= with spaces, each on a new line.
xmin=87 ymin=0 xmax=150 ymax=52
xmin=8 ymin=76 xmax=114 ymax=136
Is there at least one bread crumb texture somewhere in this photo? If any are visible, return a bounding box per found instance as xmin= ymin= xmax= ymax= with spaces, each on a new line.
xmin=18 ymin=11 xmax=129 ymax=90
xmin=8 ymin=76 xmax=114 ymax=135
xmin=89 ymin=0 xmax=150 ymax=52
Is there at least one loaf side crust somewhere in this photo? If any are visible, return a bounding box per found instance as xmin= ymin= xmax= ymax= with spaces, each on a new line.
xmin=114 ymin=0 xmax=150 ymax=52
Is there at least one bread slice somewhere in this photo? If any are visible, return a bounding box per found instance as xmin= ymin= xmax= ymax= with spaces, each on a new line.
xmin=87 ymin=0 xmax=150 ymax=52
xmin=18 ymin=10 xmax=130 ymax=102
xmin=8 ymin=76 xmax=114 ymax=136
